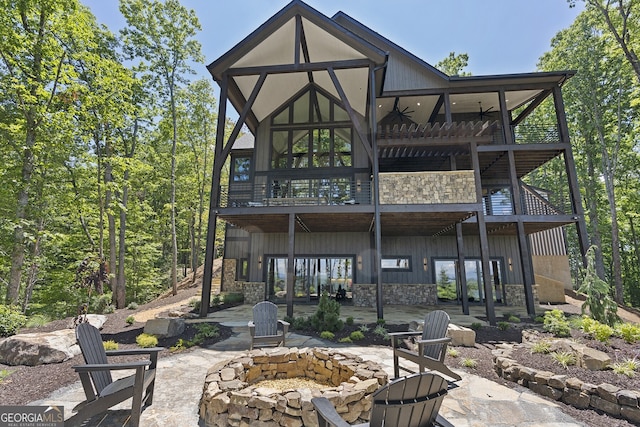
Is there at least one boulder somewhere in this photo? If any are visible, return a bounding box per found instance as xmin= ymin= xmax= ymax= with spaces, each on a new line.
xmin=83 ymin=314 xmax=107 ymax=329
xmin=447 ymin=324 xmax=476 ymax=347
xmin=144 ymin=317 xmax=185 ymax=338
xmin=0 ymin=329 xmax=80 ymax=366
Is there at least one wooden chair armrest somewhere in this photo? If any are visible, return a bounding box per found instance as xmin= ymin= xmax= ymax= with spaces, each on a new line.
xmin=73 ymin=360 xmax=151 ymax=373
xmin=105 ymin=347 xmax=164 ymax=356
xmin=311 ymin=397 xmax=350 ymax=427
xmin=248 ymin=322 xmax=255 ymax=337
xmin=415 ymin=337 xmax=452 ymax=345
xmin=389 ymin=330 xmax=422 ymax=348
xmin=278 ymin=319 xmax=290 ymax=327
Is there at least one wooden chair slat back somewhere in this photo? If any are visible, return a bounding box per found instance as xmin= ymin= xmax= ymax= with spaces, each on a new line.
xmin=76 ymin=322 xmax=112 ymax=395
xmin=369 ymin=372 xmax=448 ymax=427
xmin=421 ymin=310 xmax=450 ymax=360
xmin=253 ymin=301 xmax=278 ymax=336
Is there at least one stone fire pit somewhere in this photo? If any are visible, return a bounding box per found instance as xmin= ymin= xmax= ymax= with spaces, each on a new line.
xmin=199 ymin=347 xmax=388 ymax=427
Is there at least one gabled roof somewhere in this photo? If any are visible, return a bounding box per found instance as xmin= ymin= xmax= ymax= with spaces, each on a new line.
xmin=207 ymin=0 xmax=387 ymax=134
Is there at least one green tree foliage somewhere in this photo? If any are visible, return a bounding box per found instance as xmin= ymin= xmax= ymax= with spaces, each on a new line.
xmin=120 ymin=0 xmax=203 ymax=298
xmin=310 ymin=292 xmax=344 ymax=333
xmin=578 ymin=246 xmax=619 ymax=326
xmin=435 ymin=52 xmax=472 ymax=76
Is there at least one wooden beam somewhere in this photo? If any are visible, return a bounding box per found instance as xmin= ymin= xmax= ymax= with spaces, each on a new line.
xmin=328 ymin=67 xmax=374 ymax=162
xmin=287 ymin=213 xmax=295 ymax=318
xmin=228 ymin=59 xmax=372 ymax=76
xmin=511 ymin=89 xmax=551 ymax=126
xmin=428 ymin=95 xmax=444 ymax=123
xmin=201 ymin=73 xmax=229 ymax=317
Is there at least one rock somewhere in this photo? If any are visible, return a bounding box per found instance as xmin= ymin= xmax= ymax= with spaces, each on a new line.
xmin=570 ymin=342 xmax=611 ymax=371
xmin=447 ymin=323 xmax=476 ymax=347
xmin=83 ymin=314 xmax=107 ymax=329
xmin=0 ymin=329 xmax=80 ymax=366
xmin=143 ymin=317 xmax=185 ymax=338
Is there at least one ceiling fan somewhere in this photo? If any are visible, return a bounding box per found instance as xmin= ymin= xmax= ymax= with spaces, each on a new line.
xmin=478 ymin=101 xmax=496 ymax=120
xmin=388 ymin=97 xmax=414 ymax=123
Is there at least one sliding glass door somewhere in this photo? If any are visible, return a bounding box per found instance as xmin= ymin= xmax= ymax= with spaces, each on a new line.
xmin=435 ymin=259 xmax=504 ymax=304
xmin=267 ymin=256 xmax=353 ymax=302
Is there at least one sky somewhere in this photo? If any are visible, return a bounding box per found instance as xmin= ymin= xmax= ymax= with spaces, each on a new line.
xmin=83 ymin=0 xmax=584 ymax=106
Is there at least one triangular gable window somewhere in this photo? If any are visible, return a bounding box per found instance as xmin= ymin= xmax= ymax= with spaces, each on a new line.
xmin=272 ymin=86 xmax=349 ymax=125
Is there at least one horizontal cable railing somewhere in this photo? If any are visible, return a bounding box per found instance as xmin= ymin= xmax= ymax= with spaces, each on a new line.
xmin=520 ymin=183 xmax=569 ymax=215
xmin=219 ymin=179 xmax=372 ymax=208
xmin=512 ymin=124 xmax=560 ymax=144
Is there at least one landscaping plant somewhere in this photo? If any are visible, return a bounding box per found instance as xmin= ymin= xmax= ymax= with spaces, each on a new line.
xmin=310 ymin=292 xmax=343 ymax=333
xmin=578 ymin=246 xmax=619 ymax=326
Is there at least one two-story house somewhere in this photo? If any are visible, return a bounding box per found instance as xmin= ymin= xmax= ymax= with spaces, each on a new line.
xmin=200 ymin=0 xmax=589 ymax=325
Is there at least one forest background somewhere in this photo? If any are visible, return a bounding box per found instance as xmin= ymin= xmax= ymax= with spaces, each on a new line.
xmin=1 ymin=0 xmax=640 ymax=323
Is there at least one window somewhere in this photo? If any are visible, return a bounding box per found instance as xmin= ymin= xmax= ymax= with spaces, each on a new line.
xmin=232 ymin=156 xmax=251 ymax=182
xmin=435 ymin=258 xmax=504 ymax=303
xmin=238 ymin=259 xmax=248 ymax=280
xmin=381 ymin=257 xmax=412 ymax=271
xmin=266 ymin=257 xmax=354 ymax=300
xmin=270 ymin=87 xmax=352 ymax=170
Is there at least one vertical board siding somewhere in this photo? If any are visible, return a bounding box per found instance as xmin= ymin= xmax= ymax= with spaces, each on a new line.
xmin=529 ymin=228 xmax=567 ymax=256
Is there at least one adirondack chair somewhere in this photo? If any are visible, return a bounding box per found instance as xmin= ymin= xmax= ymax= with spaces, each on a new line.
xmin=312 ymin=372 xmax=454 ymax=427
xmin=65 ymin=322 xmax=163 ymax=427
xmin=390 ymin=310 xmax=462 ymax=382
xmin=248 ymin=301 xmax=289 ymax=350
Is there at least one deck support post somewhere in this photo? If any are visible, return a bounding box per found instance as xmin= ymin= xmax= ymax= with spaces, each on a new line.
xmin=286 ymin=213 xmax=295 ymax=318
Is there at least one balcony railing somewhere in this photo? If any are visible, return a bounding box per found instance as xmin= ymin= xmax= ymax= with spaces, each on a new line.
xmin=483 ymin=184 xmax=570 ymax=216
xmin=219 ymin=179 xmax=372 ymax=208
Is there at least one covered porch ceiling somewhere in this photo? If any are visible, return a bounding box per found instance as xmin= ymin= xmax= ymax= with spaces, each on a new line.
xmin=207 ymin=2 xmax=387 ymax=134
xmin=218 ymin=211 xmax=571 ymax=237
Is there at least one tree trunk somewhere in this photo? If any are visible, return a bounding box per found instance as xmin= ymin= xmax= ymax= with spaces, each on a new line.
xmin=7 ymin=125 xmax=36 ymax=304
xmin=116 ymin=171 xmax=129 ymax=308
xmin=104 ymin=158 xmax=118 ymax=304
xmin=585 ymin=155 xmax=606 ymax=280
xmin=170 ymin=85 xmax=178 ymax=296
xmin=22 ymin=216 xmax=45 ymax=313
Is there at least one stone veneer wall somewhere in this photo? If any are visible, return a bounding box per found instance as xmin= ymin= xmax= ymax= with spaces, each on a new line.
xmin=379 ymin=171 xmax=476 ymax=205
xmin=352 ymin=284 xmax=437 ymax=307
xmin=222 ymin=259 xmax=241 ymax=292
xmin=243 ymin=282 xmax=266 ymax=306
xmin=493 ymin=346 xmax=640 ymax=425
xmin=504 ymin=284 xmax=539 ymax=307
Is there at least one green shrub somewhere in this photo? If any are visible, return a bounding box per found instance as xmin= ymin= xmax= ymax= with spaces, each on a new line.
xmin=373 ymin=325 xmax=388 ymax=340
xmin=126 ymin=315 xmax=135 ymax=325
xmin=320 ymin=331 xmax=335 ymax=340
xmin=550 ymin=351 xmax=576 ymax=369
xmin=103 ymin=340 xmax=119 ymax=350
xmin=580 ymin=316 xmax=597 ymax=334
xmin=126 ymin=302 xmax=139 ymax=310
xmin=610 ymin=359 xmax=638 ymax=378
xmin=497 ymin=321 xmax=510 ymax=331
xmin=0 ymin=305 xmax=27 ymax=337
xmin=338 ymin=337 xmax=352 ymax=343
xmin=359 ymin=324 xmax=370 ymax=333
xmin=0 ymin=369 xmax=12 ymax=384
xmin=534 ymin=316 xmax=545 ymax=323
xmin=310 ymin=293 xmax=343 ymax=333
xmin=349 ymin=331 xmax=365 ymax=341
xmin=470 ymin=322 xmax=482 ymax=331
xmin=136 ymin=333 xmax=158 ymax=348
xmin=460 ymin=358 xmax=478 ymax=368
xmin=345 ymin=316 xmax=354 ymax=326
xmin=578 ymin=246 xmax=619 ymax=326
xmin=447 ymin=348 xmax=460 ymax=358
xmin=92 ymin=294 xmax=113 ymax=314
xmin=508 ymin=315 xmax=521 ymax=323
xmin=193 ymin=323 xmax=219 ymax=343
xmin=543 ymin=309 xmax=571 ymax=337
xmin=530 ymin=340 xmax=552 ymax=354
xmin=25 ymin=313 xmax=50 ymax=328
xmin=617 ymin=323 xmax=640 ymax=344
xmin=222 ymin=293 xmax=244 ymax=304
xmin=170 ymin=338 xmax=191 ymax=352
xmin=292 ymin=316 xmax=309 ymax=330
xmin=591 ymin=323 xmax=614 ymax=342
xmin=376 ymin=318 xmax=386 ymax=326
xmin=211 ymin=294 xmax=221 ymax=306
xmin=102 ymin=304 xmax=115 ymax=314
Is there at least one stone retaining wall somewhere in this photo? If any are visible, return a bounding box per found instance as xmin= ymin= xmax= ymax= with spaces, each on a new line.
xmin=353 ymin=283 xmax=437 ymax=307
xmin=493 ymin=346 xmax=640 ymax=424
xmin=222 ymin=259 xmax=237 ymax=291
xmin=200 ymin=347 xmax=388 ymax=427
xmin=504 ymin=284 xmax=539 ymax=307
